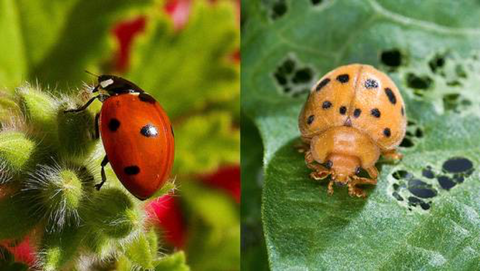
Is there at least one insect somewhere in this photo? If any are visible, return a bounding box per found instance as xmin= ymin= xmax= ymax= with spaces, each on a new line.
xmin=298 ymin=64 xmax=406 ymax=198
xmin=65 ymin=74 xmax=175 ymax=200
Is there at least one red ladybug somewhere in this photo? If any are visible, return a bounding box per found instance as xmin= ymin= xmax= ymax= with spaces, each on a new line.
xmin=66 ymin=75 xmax=175 ymax=200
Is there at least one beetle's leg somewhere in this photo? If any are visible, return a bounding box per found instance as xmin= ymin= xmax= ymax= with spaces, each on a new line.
xmin=94 ymin=112 xmax=100 ymax=139
xmin=348 ymin=175 xmax=378 ymax=198
xmin=95 ymin=155 xmax=109 ymax=190
xmin=366 ymin=166 xmax=378 ymax=180
xmin=64 ymin=96 xmax=99 ymax=113
xmin=295 ymin=142 xmax=310 ymax=154
xmin=305 ymin=151 xmax=330 ymax=180
xmin=382 ymin=149 xmax=403 ymax=162
xmin=327 ymin=180 xmax=335 ymax=195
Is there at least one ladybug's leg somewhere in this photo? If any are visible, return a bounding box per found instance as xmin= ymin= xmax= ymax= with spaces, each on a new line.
xmin=382 ymin=149 xmax=403 ymax=162
xmin=94 ymin=113 xmax=100 ymax=139
xmin=95 ymin=155 xmax=109 ymax=190
xmin=64 ymin=96 xmax=99 ymax=113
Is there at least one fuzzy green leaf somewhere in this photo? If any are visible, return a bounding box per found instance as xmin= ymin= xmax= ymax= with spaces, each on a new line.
xmin=128 ymin=0 xmax=239 ymax=118
xmin=174 ymin=111 xmax=239 ymax=175
xmin=243 ymin=0 xmax=480 ymax=269
xmin=154 ymin=251 xmax=190 ymax=271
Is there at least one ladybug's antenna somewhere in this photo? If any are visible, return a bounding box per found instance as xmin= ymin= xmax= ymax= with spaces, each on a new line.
xmin=84 ymin=70 xmax=99 ymax=78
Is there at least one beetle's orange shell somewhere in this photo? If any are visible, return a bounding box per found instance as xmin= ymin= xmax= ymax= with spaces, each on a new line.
xmin=299 ymin=64 xmax=406 ymax=151
xmin=100 ymin=94 xmax=175 ymax=200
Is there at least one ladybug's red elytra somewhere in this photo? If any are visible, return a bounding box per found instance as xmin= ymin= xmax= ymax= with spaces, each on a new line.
xmin=298 ymin=64 xmax=406 ymax=198
xmin=65 ymin=75 xmax=175 ymax=200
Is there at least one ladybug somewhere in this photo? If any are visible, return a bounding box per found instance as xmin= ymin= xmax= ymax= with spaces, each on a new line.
xmin=298 ymin=64 xmax=406 ymax=198
xmin=65 ymin=75 xmax=175 ymax=200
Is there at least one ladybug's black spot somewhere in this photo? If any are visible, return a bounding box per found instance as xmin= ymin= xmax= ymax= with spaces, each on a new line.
xmin=138 ymin=93 xmax=156 ymax=104
xmin=371 ymin=108 xmax=381 ymax=118
xmin=140 ymin=124 xmax=159 ymax=137
xmin=365 ymin=79 xmax=379 ymax=89
xmin=316 ymin=78 xmax=330 ymax=91
xmin=401 ymin=106 xmax=405 ymax=116
xmin=108 ymin=118 xmax=121 ymax=132
xmin=322 ymin=101 xmax=332 ymax=109
xmin=336 ymin=74 xmax=349 ymax=83
xmin=384 ymin=88 xmax=397 ymax=104
xmin=339 ymin=106 xmax=347 ymax=115
xmin=124 ymin=166 xmax=140 ymax=175
xmin=353 ymin=108 xmax=361 ymax=118
xmin=307 ymin=115 xmax=315 ymax=125
xmin=383 ymin=128 xmax=391 ymax=137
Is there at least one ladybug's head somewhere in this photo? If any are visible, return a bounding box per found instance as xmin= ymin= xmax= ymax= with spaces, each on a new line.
xmin=91 ymin=74 xmax=144 ymax=95
xmin=326 ymin=154 xmax=360 ymax=185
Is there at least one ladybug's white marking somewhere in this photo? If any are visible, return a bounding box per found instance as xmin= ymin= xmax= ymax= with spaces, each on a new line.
xmin=100 ymin=79 xmax=114 ymax=88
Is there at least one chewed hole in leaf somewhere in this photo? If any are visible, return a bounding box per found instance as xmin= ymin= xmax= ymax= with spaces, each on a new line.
xmin=311 ymin=0 xmax=323 ymax=5
xmin=406 ymin=73 xmax=433 ymax=95
xmin=292 ymin=68 xmax=313 ymax=84
xmin=442 ymin=157 xmax=473 ymax=174
xmin=442 ymin=93 xmax=471 ymax=113
xmin=392 ymin=170 xmax=412 ymax=180
xmin=273 ymin=56 xmax=316 ymax=97
xmin=380 ymin=49 xmax=402 ymax=68
xmin=268 ymin=0 xmax=287 ymax=20
xmin=429 ymin=54 xmax=446 ymax=73
xmin=400 ymin=121 xmax=423 ymax=148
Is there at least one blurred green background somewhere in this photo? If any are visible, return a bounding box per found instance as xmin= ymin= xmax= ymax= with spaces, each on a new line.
xmin=0 ymin=0 xmax=239 ymax=270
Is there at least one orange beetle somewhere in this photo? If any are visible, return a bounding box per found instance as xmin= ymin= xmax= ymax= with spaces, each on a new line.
xmin=298 ymin=64 xmax=406 ymax=197
xmin=66 ymin=75 xmax=175 ymax=200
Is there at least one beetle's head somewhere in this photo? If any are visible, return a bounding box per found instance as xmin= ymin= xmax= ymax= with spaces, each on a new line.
xmin=326 ymin=154 xmax=360 ymax=186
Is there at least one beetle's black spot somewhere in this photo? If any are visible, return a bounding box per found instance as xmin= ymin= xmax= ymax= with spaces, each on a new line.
xmin=353 ymin=108 xmax=361 ymax=118
xmin=339 ymin=106 xmax=347 ymax=115
xmin=365 ymin=79 xmax=379 ymax=89
xmin=108 ymin=118 xmax=120 ymax=132
xmin=336 ymin=74 xmax=349 ymax=83
xmin=138 ymin=93 xmax=156 ymax=104
xmin=437 ymin=175 xmax=456 ymax=190
xmin=124 ymin=166 xmax=140 ymax=175
xmin=401 ymin=106 xmax=405 ymax=116
xmin=371 ymin=108 xmax=381 ymax=118
xmin=316 ymin=78 xmax=330 ymax=91
xmin=383 ymin=128 xmax=391 ymax=137
xmin=442 ymin=157 xmax=473 ymax=174
xmin=322 ymin=101 xmax=332 ymax=109
xmin=384 ymin=88 xmax=397 ymax=104
xmin=140 ymin=124 xmax=158 ymax=137
xmin=307 ymin=115 xmax=315 ymax=125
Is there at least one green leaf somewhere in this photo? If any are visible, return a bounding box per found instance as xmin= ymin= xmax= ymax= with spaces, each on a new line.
xmin=174 ymin=111 xmax=239 ymax=175
xmin=154 ymin=251 xmax=190 ymax=271
xmin=128 ymin=0 xmax=239 ymax=118
xmin=182 ymin=181 xmax=240 ymax=271
xmin=240 ymin=113 xmax=269 ymax=271
xmin=242 ymin=0 xmax=480 ymax=269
